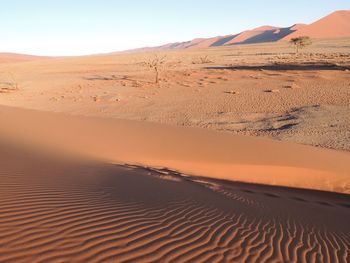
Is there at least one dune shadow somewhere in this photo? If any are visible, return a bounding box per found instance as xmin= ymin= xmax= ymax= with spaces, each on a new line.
xmin=338 ymin=203 xmax=350 ymax=209
xmin=263 ymin=193 xmax=280 ymax=198
xmin=240 ymin=189 xmax=255 ymax=194
xmin=210 ymin=34 xmax=238 ymax=47
xmin=231 ymin=27 xmax=294 ymax=45
xmin=316 ymin=201 xmax=333 ymax=207
xmin=291 ymin=197 xmax=308 ymax=202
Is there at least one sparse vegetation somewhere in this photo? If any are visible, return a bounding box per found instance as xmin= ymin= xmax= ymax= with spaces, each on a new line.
xmin=200 ymin=55 xmax=213 ymax=64
xmin=290 ymin=36 xmax=312 ymax=54
xmin=144 ymin=54 xmax=167 ymax=84
xmin=192 ymin=55 xmax=213 ymax=64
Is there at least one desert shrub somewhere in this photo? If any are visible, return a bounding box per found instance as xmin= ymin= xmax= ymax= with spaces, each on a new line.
xmin=192 ymin=55 xmax=213 ymax=64
xmin=290 ymin=36 xmax=312 ymax=54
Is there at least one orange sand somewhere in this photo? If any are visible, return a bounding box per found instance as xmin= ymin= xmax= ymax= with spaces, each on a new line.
xmin=0 ymin=106 xmax=349 ymax=194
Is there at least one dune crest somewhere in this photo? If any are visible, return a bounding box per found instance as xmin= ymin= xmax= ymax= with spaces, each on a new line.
xmin=0 ymin=106 xmax=349 ymax=194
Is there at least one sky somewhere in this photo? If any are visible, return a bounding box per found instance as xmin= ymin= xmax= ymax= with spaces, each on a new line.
xmin=0 ymin=0 xmax=349 ymax=56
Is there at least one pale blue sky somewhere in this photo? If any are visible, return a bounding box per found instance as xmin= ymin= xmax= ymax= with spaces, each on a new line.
xmin=0 ymin=0 xmax=349 ymax=56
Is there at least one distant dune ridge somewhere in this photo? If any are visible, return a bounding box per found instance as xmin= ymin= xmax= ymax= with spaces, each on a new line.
xmin=127 ymin=10 xmax=350 ymax=52
xmin=0 ymin=53 xmax=46 ymax=64
xmin=1 ymin=10 xmax=349 ymax=58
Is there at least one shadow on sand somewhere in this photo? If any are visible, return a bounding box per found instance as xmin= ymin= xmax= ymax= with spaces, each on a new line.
xmin=205 ymin=63 xmax=350 ymax=71
xmin=83 ymin=74 xmax=154 ymax=84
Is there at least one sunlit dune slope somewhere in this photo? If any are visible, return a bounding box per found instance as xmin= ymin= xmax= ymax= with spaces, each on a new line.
xmin=0 ymin=106 xmax=349 ymax=193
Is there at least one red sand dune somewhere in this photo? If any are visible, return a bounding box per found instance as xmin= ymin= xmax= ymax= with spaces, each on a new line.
xmin=289 ymin=23 xmax=307 ymax=31
xmin=125 ymin=10 xmax=350 ymax=52
xmin=225 ymin=26 xmax=278 ymax=45
xmin=168 ymin=38 xmax=207 ymax=49
xmin=189 ymin=36 xmax=233 ymax=49
xmin=0 ymin=106 xmax=349 ymax=262
xmin=0 ymin=106 xmax=349 ymax=194
xmin=283 ymin=10 xmax=350 ymax=40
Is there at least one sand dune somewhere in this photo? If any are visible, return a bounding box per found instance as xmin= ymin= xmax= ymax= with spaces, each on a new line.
xmin=225 ymin=26 xmax=280 ymax=45
xmin=190 ymin=36 xmax=234 ymax=49
xmin=283 ymin=10 xmax=350 ymax=40
xmin=0 ymin=105 xmax=349 ymax=194
xmin=125 ymin=10 xmax=350 ymax=52
xmin=0 ymin=132 xmax=349 ymax=262
xmin=290 ymin=23 xmax=307 ymax=31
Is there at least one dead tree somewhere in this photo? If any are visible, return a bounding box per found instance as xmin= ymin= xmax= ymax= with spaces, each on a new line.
xmin=145 ymin=54 xmax=166 ymax=84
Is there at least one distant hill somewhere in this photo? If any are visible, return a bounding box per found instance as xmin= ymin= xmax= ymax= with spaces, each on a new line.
xmin=0 ymin=53 xmax=47 ymax=64
xmin=126 ymin=10 xmax=350 ymax=53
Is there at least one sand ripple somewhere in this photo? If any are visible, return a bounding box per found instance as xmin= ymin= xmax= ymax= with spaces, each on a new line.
xmin=0 ymin=145 xmax=349 ymax=263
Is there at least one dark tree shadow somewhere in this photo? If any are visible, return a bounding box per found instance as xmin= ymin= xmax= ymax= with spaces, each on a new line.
xmin=205 ymin=63 xmax=349 ymax=71
xmin=83 ymin=74 xmax=153 ymax=84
